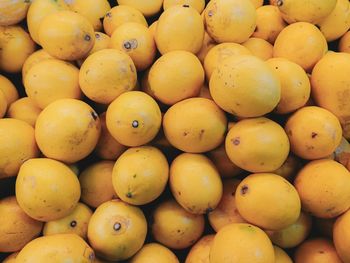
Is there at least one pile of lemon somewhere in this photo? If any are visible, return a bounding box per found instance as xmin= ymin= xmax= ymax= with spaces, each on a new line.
xmin=1 ymin=0 xmax=350 ymax=262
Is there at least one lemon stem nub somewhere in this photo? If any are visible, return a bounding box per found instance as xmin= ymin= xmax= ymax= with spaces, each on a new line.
xmin=113 ymin=222 xmax=122 ymax=231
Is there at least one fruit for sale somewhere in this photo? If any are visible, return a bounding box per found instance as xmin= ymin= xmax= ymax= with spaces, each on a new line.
xmin=16 ymin=234 xmax=95 ymax=263
xmin=16 ymin=158 xmax=81 ymax=221
xmin=266 ymin=57 xmax=310 ymax=114
xmin=87 ymin=199 xmax=147 ymax=261
xmin=163 ymin=97 xmax=227 ymax=153
xmin=210 ymin=55 xmax=281 ymax=117
xmin=43 ymin=203 xmax=92 ymax=239
xmin=0 ymin=25 xmax=35 ymax=73
xmin=294 ymin=159 xmax=350 ymax=218
xmin=236 ymin=173 xmax=301 ymax=230
xmin=0 ymin=196 xmax=42 ymax=252
xmin=149 ymin=50 xmax=204 ymax=105
xmin=0 ymin=75 xmax=19 ymax=105
xmin=38 ymin=11 xmax=95 ymax=60
xmin=7 ymin=97 xmax=41 ymax=127
xmin=103 ymin=5 xmax=148 ymax=36
xmin=155 ymin=5 xmax=204 ymax=54
xmin=197 ymin=32 xmax=216 ymax=64
xmin=111 ymin=22 xmax=156 ymax=71
xmin=0 ymin=91 xmax=7 ymax=118
xmin=95 ymin=113 xmax=127 ymax=160
xmin=207 ymin=144 xmax=242 ymax=178
xmin=205 ymin=0 xmax=256 ymax=43
xmin=273 ymin=155 xmax=301 ymax=181
xmin=276 ymin=0 xmax=337 ymax=24
xmin=0 ymin=0 xmax=31 ymax=26
xmin=208 ymin=179 xmax=246 ymax=232
xmin=163 ymin=0 xmax=205 ymax=13
xmin=334 ymin=209 xmax=350 ymax=262
xmin=185 ymin=235 xmax=214 ymax=263
xmin=226 ymin=118 xmax=290 ymax=172
xmin=67 ymin=0 xmax=111 ymax=31
xmin=113 ymin=146 xmax=169 ymax=205
xmin=311 ymin=52 xmax=350 ymax=139
xmin=106 ymin=91 xmax=161 ymax=146
xmin=210 ymin=223 xmax=275 ymax=263
xmin=21 ymin=49 xmax=53 ymax=80
xmin=170 ymin=153 xmax=223 ymax=214
xmin=266 ymin=212 xmax=312 ymax=248
xmin=79 ymin=161 xmax=117 ymax=208
xmin=131 ymin=243 xmax=179 ymax=263
xmin=2 ymin=252 xmax=18 ymax=263
xmin=317 ymin=0 xmax=350 ymax=42
xmin=27 ymin=0 xmax=70 ymax=44
xmin=274 ymin=246 xmax=293 ymax=263
xmin=204 ymin=42 xmax=251 ymax=80
xmin=339 ymin=31 xmax=350 ymax=53
xmin=117 ymin=0 xmax=163 ymax=17
xmin=35 ymin=99 xmax=101 ymax=163
xmin=24 ymin=59 xmax=81 ymax=109
xmin=0 ymin=118 xmax=39 ymax=178
xmin=294 ymin=238 xmax=342 ymax=263
xmin=253 ymin=5 xmax=287 ymax=43
xmin=79 ymin=49 xmax=137 ymax=104
xmin=242 ymin=37 xmax=273 ymax=61
xmin=285 ymin=106 xmax=342 ymax=160
xmin=273 ymin=22 xmax=328 ymax=72
xmin=152 ymin=199 xmax=205 ymax=249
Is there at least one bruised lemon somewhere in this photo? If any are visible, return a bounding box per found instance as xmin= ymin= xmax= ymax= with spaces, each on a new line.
xmin=0 ymin=25 xmax=35 ymax=73
xmin=149 ymin=51 xmax=204 ymax=105
xmin=39 ymin=11 xmax=95 ymax=60
xmin=79 ymin=161 xmax=117 ymax=208
xmin=87 ymin=199 xmax=147 ymax=261
xmin=294 ymin=159 xmax=350 ymax=218
xmin=285 ymin=106 xmax=342 ymax=160
xmin=210 ymin=223 xmax=275 ymax=263
xmin=225 ymin=118 xmax=289 ymax=173
xmin=210 ymin=55 xmax=281 ymax=117
xmin=24 ymin=59 xmax=81 ymax=109
xmin=16 ymin=158 xmax=81 ymax=221
xmin=236 ymin=173 xmax=301 ymax=230
xmin=0 ymin=118 xmax=39 ymax=178
xmin=16 ymin=234 xmax=95 ymax=263
xmin=35 ymin=99 xmax=101 ymax=163
xmin=208 ymin=179 xmax=246 ymax=232
xmin=103 ymin=5 xmax=147 ymax=36
xmin=273 ymin=22 xmax=327 ymax=72
xmin=163 ymin=98 xmax=227 ymax=153
xmin=43 ymin=203 xmax=92 ymax=239
xmin=112 ymin=146 xmax=169 ymax=205
xmin=79 ymin=49 xmax=137 ymax=104
xmin=155 ymin=5 xmax=204 ymax=54
xmin=106 ymin=91 xmax=161 ymax=147
xmin=0 ymin=196 xmax=43 ymax=252
xmin=152 ymin=199 xmax=205 ymax=249
xmin=131 ymin=243 xmax=179 ymax=263
xmin=205 ymin=0 xmax=256 ymax=43
xmin=110 ymin=22 xmax=156 ymax=71
xmin=170 ymin=153 xmax=223 ymax=214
